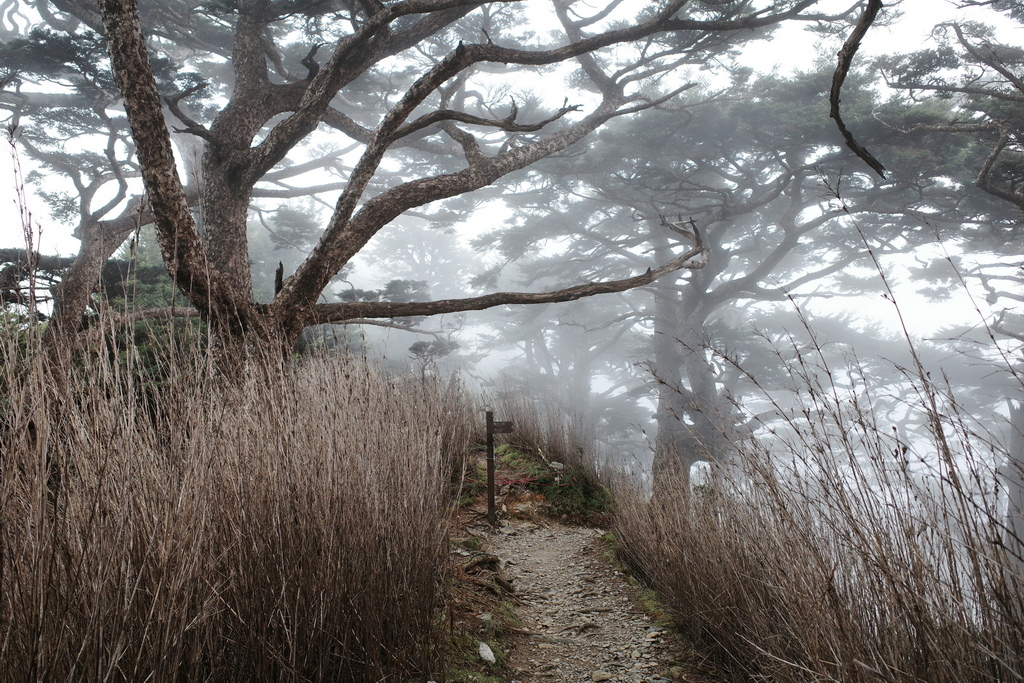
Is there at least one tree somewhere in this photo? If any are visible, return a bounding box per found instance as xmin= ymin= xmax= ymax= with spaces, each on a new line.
xmin=874 ymin=7 xmax=1024 ymax=555
xmin=476 ymin=64 xmax=989 ymax=488
xmin=2 ymin=0 xmax=837 ymax=359
xmin=877 ymin=10 xmax=1024 ymax=212
xmin=474 ymin=293 xmax=654 ymax=453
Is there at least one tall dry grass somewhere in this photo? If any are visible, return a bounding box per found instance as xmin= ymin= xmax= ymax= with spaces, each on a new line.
xmin=616 ymin=329 xmax=1024 ymax=682
xmin=493 ymin=389 xmax=603 ymax=479
xmin=486 ymin=389 xmax=613 ymax=522
xmin=0 ymin=319 xmax=472 ymax=681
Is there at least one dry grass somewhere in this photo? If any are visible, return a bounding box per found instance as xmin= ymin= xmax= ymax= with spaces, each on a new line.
xmin=492 ymin=390 xmax=603 ymax=482
xmin=0 ymin=320 xmax=473 ymax=682
xmin=489 ymin=390 xmax=613 ymax=522
xmin=615 ymin=334 xmax=1024 ymax=682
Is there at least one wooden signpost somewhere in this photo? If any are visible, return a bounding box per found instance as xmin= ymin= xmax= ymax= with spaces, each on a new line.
xmin=486 ymin=410 xmax=513 ymax=526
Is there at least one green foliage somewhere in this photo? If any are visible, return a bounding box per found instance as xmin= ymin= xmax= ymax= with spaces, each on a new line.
xmin=102 ymin=226 xmax=208 ymax=375
xmin=455 ymin=458 xmax=487 ymax=508
xmin=991 ymin=0 xmax=1024 ymax=21
xmin=443 ymin=668 xmax=504 ymax=683
xmin=409 ymin=339 xmax=459 ymax=359
xmin=440 ymin=631 xmax=506 ymax=683
xmin=876 ymin=45 xmax=962 ymax=88
xmin=496 ymin=599 xmax=522 ymax=631
xmin=264 ymin=205 xmax=323 ymax=251
xmin=635 ymin=587 xmax=674 ymax=629
xmin=335 ymin=279 xmax=430 ymax=303
xmin=0 ymin=28 xmax=113 ymax=92
xmin=496 ymin=443 xmax=537 ymax=471
xmin=497 ymin=444 xmax=613 ymax=523
xmin=457 ymin=536 xmax=482 ymax=552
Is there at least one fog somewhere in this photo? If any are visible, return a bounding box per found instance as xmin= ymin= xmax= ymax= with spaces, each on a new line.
xmin=9 ymin=2 xmax=1024 ymax=679
xmin=2 ymin=0 xmax=1023 ymax=499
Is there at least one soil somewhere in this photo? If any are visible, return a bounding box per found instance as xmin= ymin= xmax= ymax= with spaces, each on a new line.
xmin=493 ymin=520 xmax=687 ymax=682
xmin=450 ymin=491 xmax=713 ymax=683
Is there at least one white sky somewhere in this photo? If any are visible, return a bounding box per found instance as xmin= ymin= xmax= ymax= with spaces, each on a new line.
xmin=740 ymin=0 xmax=1022 ymax=71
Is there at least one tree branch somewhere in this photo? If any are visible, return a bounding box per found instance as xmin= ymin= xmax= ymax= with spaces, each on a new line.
xmin=830 ymin=0 xmax=886 ymax=178
xmin=393 ymin=101 xmax=582 ymax=140
xmin=976 ymin=127 xmax=1024 ymax=209
xmin=949 ymin=22 xmax=1024 ymax=95
xmin=338 ymin=318 xmax=453 ymax=340
xmin=305 ymin=229 xmax=707 ymax=324
xmin=164 ymin=82 xmax=212 ymax=139
xmin=98 ymin=0 xmax=242 ymax=328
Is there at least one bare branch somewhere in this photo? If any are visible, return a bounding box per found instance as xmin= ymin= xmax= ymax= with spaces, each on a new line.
xmin=392 ymin=101 xmax=582 ymax=140
xmin=306 ymin=227 xmax=707 ymax=324
xmin=164 ymin=83 xmax=212 ymax=139
xmin=830 ymin=0 xmax=887 ymax=179
xmin=339 ymin=318 xmax=453 ymax=340
xmin=977 ymin=127 xmax=1024 ymax=209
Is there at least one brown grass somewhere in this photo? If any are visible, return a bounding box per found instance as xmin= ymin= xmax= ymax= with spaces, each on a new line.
xmin=615 ymin=334 xmax=1024 ymax=682
xmin=492 ymin=389 xmax=603 ymax=482
xmin=0 ymin=321 xmax=473 ymax=682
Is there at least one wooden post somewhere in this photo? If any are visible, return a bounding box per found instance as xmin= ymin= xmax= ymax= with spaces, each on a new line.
xmin=485 ymin=412 xmax=513 ymax=527
xmin=486 ymin=410 xmax=496 ymax=526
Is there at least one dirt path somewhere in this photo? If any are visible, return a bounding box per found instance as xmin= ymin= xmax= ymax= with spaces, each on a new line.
xmin=486 ymin=520 xmax=687 ymax=683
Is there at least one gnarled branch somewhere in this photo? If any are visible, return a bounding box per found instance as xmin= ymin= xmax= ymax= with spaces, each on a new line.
xmin=305 ymin=225 xmax=706 ymax=325
xmin=830 ymin=0 xmax=886 ymax=179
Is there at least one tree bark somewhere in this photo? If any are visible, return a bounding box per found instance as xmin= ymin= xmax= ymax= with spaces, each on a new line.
xmin=99 ymin=0 xmax=256 ymax=346
xmin=651 ymin=229 xmax=732 ymax=498
xmin=651 ymin=263 xmax=694 ymax=499
xmin=42 ymin=219 xmax=133 ymax=358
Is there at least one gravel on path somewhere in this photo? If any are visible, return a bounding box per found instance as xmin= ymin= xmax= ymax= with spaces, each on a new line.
xmin=487 ymin=521 xmax=687 ymax=683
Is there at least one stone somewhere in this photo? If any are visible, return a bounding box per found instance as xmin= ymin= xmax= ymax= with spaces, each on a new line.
xmin=478 ymin=641 xmax=496 ymax=664
xmin=487 ymin=523 xmax=675 ymax=682
xmin=479 ymin=612 xmax=496 ymax=637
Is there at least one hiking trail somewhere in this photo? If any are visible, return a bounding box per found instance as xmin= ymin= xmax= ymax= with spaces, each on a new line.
xmin=479 ymin=519 xmax=697 ymax=683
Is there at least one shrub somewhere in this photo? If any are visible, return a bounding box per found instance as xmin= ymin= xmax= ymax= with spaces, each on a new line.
xmin=497 ymin=443 xmax=612 ymax=523
xmin=0 ymin=331 xmax=464 ymax=682
xmin=615 ymin=337 xmax=1024 ymax=682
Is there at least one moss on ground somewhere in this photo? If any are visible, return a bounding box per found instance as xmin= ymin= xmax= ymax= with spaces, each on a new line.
xmin=496 ymin=444 xmax=612 ymax=524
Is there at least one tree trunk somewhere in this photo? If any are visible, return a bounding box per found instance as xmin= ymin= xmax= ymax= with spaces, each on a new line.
xmin=651 ymin=235 xmax=693 ymax=498
xmin=677 ymin=311 xmax=730 ymax=464
xmin=558 ymin=322 xmax=592 ymax=415
xmin=651 ymin=233 xmax=733 ymax=499
xmin=43 ymin=218 xmax=138 ymax=360
xmin=1002 ymin=399 xmax=1024 ymax=576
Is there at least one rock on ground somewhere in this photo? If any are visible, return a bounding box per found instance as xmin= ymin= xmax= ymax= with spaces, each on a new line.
xmin=487 ymin=521 xmax=686 ymax=683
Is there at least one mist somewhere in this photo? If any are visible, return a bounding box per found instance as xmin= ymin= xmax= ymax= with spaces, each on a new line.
xmin=3 ymin=0 xmax=1024 ymax=679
